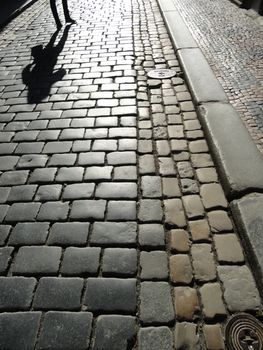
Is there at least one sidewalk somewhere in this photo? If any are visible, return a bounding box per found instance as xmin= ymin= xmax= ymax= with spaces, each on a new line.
xmin=170 ymin=0 xmax=263 ymax=153
xmin=0 ymin=0 xmax=262 ymax=349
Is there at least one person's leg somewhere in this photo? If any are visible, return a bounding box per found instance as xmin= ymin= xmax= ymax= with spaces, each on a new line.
xmin=50 ymin=0 xmax=62 ymax=28
xmin=62 ymin=0 xmax=75 ymax=23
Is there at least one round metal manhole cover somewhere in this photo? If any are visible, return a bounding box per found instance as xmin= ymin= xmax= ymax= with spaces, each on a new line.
xmin=147 ymin=69 xmax=176 ymax=79
xmin=225 ymin=313 xmax=263 ymax=350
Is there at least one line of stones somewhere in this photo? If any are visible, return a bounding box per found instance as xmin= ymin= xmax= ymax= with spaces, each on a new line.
xmin=134 ymin=0 xmax=261 ymax=349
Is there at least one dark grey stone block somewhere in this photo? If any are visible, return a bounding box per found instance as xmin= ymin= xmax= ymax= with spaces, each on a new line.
xmin=61 ymin=247 xmax=101 ymax=276
xmin=0 ymin=312 xmax=41 ymax=350
xmin=8 ymin=222 xmax=49 ymax=246
xmin=231 ymin=193 xmax=263 ymax=295
xmin=138 ymin=224 xmax=165 ymax=248
xmin=37 ymin=201 xmax=69 ymax=221
xmin=34 ymin=185 xmax=62 ymax=201
xmin=13 ymin=246 xmax=62 ymax=275
xmin=93 ymin=315 xmax=136 ymax=350
xmin=140 ymin=251 xmax=168 ymax=280
xmin=102 ymin=248 xmax=137 ymax=277
xmin=91 ymin=222 xmax=137 ymax=246
xmin=0 ymin=277 xmax=36 ymax=310
xmin=70 ymin=200 xmax=106 ymax=220
xmin=7 ymin=185 xmax=37 ymax=202
xmin=5 ymin=202 xmax=41 ymax=222
xmin=47 ymin=222 xmax=90 ymax=246
xmin=33 ymin=277 xmax=84 ymax=310
xmin=37 ymin=312 xmax=93 ymax=350
xmin=84 ymin=278 xmax=136 ymax=313
xmin=198 ymin=103 xmax=263 ymax=198
xmin=138 ymin=327 xmax=173 ymax=350
xmin=140 ymin=282 xmax=175 ymax=325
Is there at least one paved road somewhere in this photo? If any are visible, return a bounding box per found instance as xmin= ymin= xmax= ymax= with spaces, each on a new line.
xmin=172 ymin=0 xmax=263 ymax=152
xmin=0 ymin=0 xmax=262 ymax=348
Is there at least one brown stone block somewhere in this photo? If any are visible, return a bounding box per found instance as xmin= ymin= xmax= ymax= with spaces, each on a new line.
xmin=170 ymin=255 xmax=193 ymax=284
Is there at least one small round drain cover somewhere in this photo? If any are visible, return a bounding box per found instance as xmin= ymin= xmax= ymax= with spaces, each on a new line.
xmin=225 ymin=313 xmax=263 ymax=350
xmin=147 ymin=69 xmax=176 ymax=79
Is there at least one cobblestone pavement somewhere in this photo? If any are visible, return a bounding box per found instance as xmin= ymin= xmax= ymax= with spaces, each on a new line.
xmin=172 ymin=0 xmax=263 ymax=153
xmin=0 ymin=0 xmax=262 ymax=349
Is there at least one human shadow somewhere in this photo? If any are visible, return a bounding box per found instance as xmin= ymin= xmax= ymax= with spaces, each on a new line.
xmin=22 ymin=25 xmax=71 ymax=104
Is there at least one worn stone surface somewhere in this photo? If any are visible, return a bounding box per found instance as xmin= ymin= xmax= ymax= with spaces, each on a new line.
xmin=33 ymin=277 xmax=84 ymax=310
xmin=217 ymin=265 xmax=261 ymax=311
xmin=200 ymin=183 xmax=228 ymax=210
xmin=85 ymin=278 xmax=137 ymax=313
xmin=169 ymin=229 xmax=190 ymax=253
xmin=0 ymin=312 xmax=41 ymax=350
xmin=174 ymin=322 xmax=200 ymax=350
xmin=182 ymin=195 xmax=205 ymax=219
xmin=38 ymin=312 xmax=93 ymax=350
xmin=199 ymin=283 xmax=226 ymax=319
xmin=203 ymin=324 xmax=225 ymax=350
xmin=214 ymin=234 xmax=244 ymax=263
xmin=174 ymin=287 xmax=200 ymax=321
xmin=164 ymin=199 xmax=186 ymax=227
xmin=138 ymin=224 xmax=165 ymax=248
xmin=189 ymin=219 xmax=211 ymax=242
xmin=191 ymin=244 xmax=216 ymax=282
xmin=0 ymin=277 xmax=36 ymax=311
xmin=170 ymin=254 xmax=193 ymax=284
xmin=140 ymin=282 xmax=174 ymax=324
xmin=231 ymin=193 xmax=263 ymax=291
xmin=138 ymin=327 xmax=173 ymax=350
xmin=93 ymin=315 xmax=136 ymax=350
xmin=140 ymin=251 xmax=168 ymax=280
xmin=198 ymin=103 xmax=263 ymax=197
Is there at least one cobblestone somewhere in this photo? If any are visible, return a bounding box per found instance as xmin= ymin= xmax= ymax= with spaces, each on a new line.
xmin=140 ymin=251 xmax=168 ymax=280
xmin=174 ymin=322 xmax=200 ymax=349
xmin=174 ymin=287 xmax=200 ymax=321
xmin=0 ymin=312 xmax=41 ymax=350
xmin=85 ymin=278 xmax=137 ymax=313
xmin=13 ymin=246 xmax=61 ymax=276
xmin=47 ymin=222 xmax=90 ymax=246
xmin=170 ymin=254 xmax=193 ymax=285
xmin=0 ymin=0 xmax=261 ymax=346
xmin=61 ymin=247 xmax=101 ymax=276
xmin=138 ymin=327 xmax=173 ymax=350
xmin=192 ymin=244 xmax=217 ymax=282
xmin=199 ymin=283 xmax=227 ymax=319
xmin=38 ymin=312 xmax=93 ymax=350
xmin=93 ymin=315 xmax=136 ymax=350
xmin=218 ymin=265 xmax=261 ymax=311
xmin=203 ymin=324 xmax=225 ymax=350
xmin=33 ymin=277 xmax=83 ymax=310
xmin=140 ymin=281 xmax=174 ymax=325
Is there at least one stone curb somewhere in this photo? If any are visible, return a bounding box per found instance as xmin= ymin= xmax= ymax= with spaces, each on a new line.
xmin=178 ymin=49 xmax=228 ymax=104
xmin=0 ymin=0 xmax=38 ymax=30
xmin=230 ymin=193 xmax=263 ymax=295
xmin=157 ymin=0 xmax=263 ymax=294
xmin=198 ymin=102 xmax=263 ymax=199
